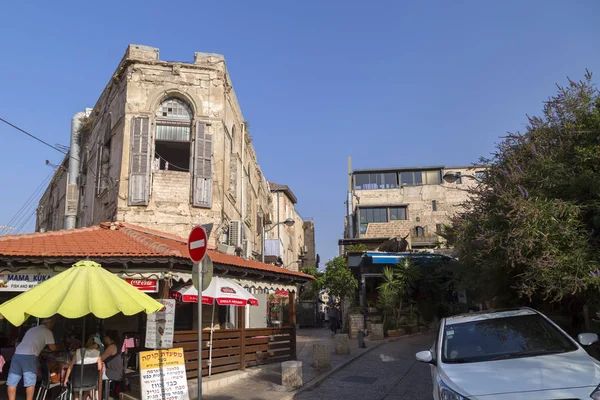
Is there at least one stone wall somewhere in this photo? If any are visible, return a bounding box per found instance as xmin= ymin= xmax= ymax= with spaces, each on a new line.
xmin=348 ymin=314 xmax=364 ymax=339
xmin=302 ymin=220 xmax=316 ymax=267
xmin=355 ymin=167 xmax=480 ymax=248
xmin=37 ymin=165 xmax=68 ymax=232
xmin=267 ymin=190 xmax=307 ymax=272
xmin=37 ymin=45 xmax=275 ymax=256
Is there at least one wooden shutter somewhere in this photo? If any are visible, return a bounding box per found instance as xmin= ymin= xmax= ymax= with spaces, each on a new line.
xmin=193 ymin=121 xmax=213 ymax=207
xmin=96 ymin=145 xmax=103 ymax=195
xmin=128 ymin=117 xmax=151 ymax=205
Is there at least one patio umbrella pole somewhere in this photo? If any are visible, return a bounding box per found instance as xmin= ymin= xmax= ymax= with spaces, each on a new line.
xmin=79 ymin=316 xmax=85 ymax=400
xmin=209 ymin=302 xmax=215 ymax=377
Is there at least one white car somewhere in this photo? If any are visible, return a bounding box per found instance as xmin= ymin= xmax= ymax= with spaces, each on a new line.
xmin=416 ymin=307 xmax=600 ymax=400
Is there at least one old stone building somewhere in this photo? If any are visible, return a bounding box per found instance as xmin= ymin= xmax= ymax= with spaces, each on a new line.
xmin=36 ymin=44 xmax=312 ymax=263
xmin=263 ymin=183 xmax=316 ymax=272
xmin=340 ymin=162 xmax=484 ymax=252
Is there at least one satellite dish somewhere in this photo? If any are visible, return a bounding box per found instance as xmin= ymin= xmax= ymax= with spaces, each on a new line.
xmin=192 ymin=255 xmax=213 ymax=291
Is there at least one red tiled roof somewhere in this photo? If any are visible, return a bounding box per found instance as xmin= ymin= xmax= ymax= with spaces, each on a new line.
xmin=0 ymin=222 xmax=313 ymax=280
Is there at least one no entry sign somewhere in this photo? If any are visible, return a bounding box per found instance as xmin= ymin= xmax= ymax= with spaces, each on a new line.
xmin=188 ymin=226 xmax=208 ymax=263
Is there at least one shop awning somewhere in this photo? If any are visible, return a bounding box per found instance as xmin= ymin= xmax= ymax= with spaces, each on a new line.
xmin=365 ymin=251 xmax=456 ymax=265
xmin=171 ymin=272 xmax=297 ymax=293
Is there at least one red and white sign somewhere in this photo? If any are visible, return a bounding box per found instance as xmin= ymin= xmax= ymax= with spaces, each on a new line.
xmin=126 ymin=279 xmax=159 ymax=293
xmin=187 ymin=226 xmax=208 ymax=263
xmin=170 ymin=277 xmax=258 ymax=307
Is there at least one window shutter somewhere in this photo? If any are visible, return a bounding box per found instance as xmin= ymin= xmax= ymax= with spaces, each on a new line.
xmin=128 ymin=116 xmax=151 ymax=205
xmin=96 ymin=145 xmax=103 ymax=195
xmin=229 ymin=156 xmax=238 ymax=199
xmin=193 ymin=121 xmax=213 ymax=207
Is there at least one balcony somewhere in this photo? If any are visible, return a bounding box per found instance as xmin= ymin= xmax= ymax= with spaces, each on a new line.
xmin=410 ymin=234 xmax=440 ymax=247
xmin=264 ymin=238 xmax=284 ymax=258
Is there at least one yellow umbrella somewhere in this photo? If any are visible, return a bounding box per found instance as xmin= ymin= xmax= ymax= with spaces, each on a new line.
xmin=0 ymin=260 xmax=164 ymax=326
xmin=0 ymin=260 xmax=164 ymax=398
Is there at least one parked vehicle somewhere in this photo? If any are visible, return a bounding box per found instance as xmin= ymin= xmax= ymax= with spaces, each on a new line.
xmin=416 ymin=307 xmax=600 ymax=400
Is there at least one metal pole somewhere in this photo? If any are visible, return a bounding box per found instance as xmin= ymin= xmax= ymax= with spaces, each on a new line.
xmin=361 ymin=274 xmax=367 ymax=334
xmin=261 ymin=223 xmax=265 ymax=263
xmin=209 ymin=302 xmax=215 ymax=376
xmin=79 ymin=316 xmax=85 ymax=400
xmin=198 ymin=259 xmax=203 ymax=400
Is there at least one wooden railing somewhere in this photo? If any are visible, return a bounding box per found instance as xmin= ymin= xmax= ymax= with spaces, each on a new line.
xmin=174 ymin=291 xmax=297 ymax=379
xmin=173 ymin=327 xmax=295 ymax=378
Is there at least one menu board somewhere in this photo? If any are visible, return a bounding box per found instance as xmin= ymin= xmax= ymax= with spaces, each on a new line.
xmin=146 ymin=299 xmax=175 ymax=349
xmin=139 ymin=348 xmax=189 ymax=400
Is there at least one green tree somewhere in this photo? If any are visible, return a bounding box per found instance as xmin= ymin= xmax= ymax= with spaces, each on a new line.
xmin=299 ymin=266 xmax=324 ymax=301
xmin=345 ymin=244 xmax=367 ymax=254
xmin=446 ymin=72 xmax=600 ymax=305
xmin=377 ymin=260 xmax=419 ymax=329
xmin=322 ymin=257 xmax=358 ymax=320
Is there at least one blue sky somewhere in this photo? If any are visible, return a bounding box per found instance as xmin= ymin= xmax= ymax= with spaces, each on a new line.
xmin=1 ymin=1 xmax=599 ymax=263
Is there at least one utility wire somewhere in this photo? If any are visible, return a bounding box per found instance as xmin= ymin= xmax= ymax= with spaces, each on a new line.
xmin=0 ymin=116 xmax=100 ymax=179
xmin=16 ymin=210 xmax=37 ymax=235
xmin=0 ymin=117 xmax=68 ymax=155
xmin=0 ymin=171 xmax=54 ymax=236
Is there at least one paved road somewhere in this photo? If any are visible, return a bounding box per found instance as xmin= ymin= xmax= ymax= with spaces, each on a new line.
xmin=294 ymin=334 xmax=435 ymax=400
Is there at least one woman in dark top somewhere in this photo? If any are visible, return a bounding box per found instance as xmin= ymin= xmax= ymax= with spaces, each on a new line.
xmin=101 ymin=331 xmax=123 ymax=382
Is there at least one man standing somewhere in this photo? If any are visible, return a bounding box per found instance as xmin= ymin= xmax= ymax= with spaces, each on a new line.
xmin=329 ymin=306 xmax=339 ymax=335
xmin=8 ymin=317 xmax=58 ymax=400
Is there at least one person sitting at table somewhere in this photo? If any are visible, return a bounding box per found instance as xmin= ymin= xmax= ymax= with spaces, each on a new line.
xmin=66 ymin=334 xmax=81 ymax=352
xmin=101 ymin=331 xmax=123 ymax=384
xmin=63 ymin=339 xmax=102 ymax=400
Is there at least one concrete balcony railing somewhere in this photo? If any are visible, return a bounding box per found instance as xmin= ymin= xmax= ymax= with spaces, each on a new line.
xmin=410 ymin=235 xmax=440 ymax=246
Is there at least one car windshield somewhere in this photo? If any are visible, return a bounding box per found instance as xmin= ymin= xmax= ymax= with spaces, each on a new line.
xmin=442 ymin=313 xmax=578 ymax=363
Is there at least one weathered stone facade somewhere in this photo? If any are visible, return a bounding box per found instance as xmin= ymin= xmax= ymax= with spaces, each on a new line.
xmin=266 ymin=183 xmax=314 ymax=272
xmin=302 ymin=220 xmax=316 ymax=267
xmin=345 ymin=166 xmax=483 ymax=250
xmin=36 ymin=45 xmax=304 ymax=261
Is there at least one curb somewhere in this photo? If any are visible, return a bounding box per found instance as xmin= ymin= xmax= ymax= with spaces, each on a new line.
xmin=280 ymin=331 xmax=431 ymax=400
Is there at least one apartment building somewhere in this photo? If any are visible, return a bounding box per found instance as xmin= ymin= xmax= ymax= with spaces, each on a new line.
xmin=263 ymin=183 xmax=316 ymax=272
xmin=340 ymin=160 xmax=484 ymax=252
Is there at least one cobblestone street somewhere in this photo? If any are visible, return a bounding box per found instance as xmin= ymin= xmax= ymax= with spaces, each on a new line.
xmin=294 ymin=334 xmax=434 ymax=400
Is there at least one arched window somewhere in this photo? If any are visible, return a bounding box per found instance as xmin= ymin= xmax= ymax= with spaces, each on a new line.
xmin=158 ymin=98 xmax=192 ymax=120
xmin=154 ymin=98 xmax=193 ymax=171
xmin=415 ymin=226 xmax=425 ymax=237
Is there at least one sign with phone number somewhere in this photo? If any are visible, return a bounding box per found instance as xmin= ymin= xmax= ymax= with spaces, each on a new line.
xmin=139 ymin=348 xmax=189 ymax=400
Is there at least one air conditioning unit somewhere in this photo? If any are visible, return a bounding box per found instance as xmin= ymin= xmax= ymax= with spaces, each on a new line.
xmin=217 ymin=243 xmax=236 ymax=255
xmin=229 ymin=220 xmax=242 ymax=248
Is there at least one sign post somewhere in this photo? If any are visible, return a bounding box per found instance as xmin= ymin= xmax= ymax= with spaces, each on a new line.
xmin=187 ymin=225 xmax=210 ymax=400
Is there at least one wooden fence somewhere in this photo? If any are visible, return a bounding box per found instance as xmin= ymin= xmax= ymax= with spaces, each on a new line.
xmin=174 ymin=293 xmax=297 ymax=378
xmin=173 ymin=327 xmax=295 ymax=378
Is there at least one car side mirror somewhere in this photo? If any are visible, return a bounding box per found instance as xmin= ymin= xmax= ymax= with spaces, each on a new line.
xmin=578 ymin=333 xmax=599 ymax=346
xmin=416 ymin=350 xmax=436 ymax=365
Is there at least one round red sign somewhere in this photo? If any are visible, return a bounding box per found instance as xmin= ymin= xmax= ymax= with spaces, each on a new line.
xmin=187 ymin=226 xmax=208 ymax=263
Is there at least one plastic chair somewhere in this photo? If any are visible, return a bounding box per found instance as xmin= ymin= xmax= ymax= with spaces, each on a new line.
xmin=35 ymin=359 xmax=61 ymax=400
xmin=70 ymin=364 xmax=99 ymax=400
